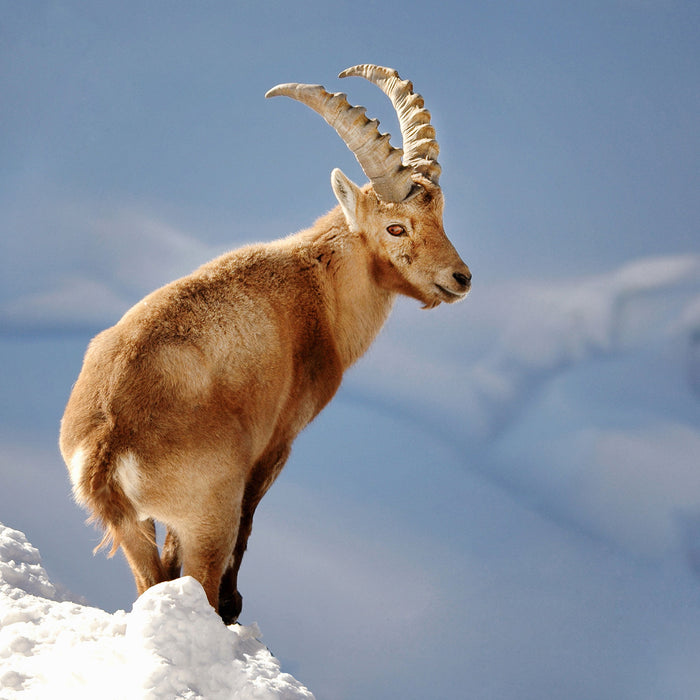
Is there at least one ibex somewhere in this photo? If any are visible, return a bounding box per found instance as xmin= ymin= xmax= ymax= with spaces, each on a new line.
xmin=59 ymin=65 xmax=471 ymax=624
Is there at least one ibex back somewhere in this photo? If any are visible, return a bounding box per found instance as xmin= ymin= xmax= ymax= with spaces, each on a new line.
xmin=59 ymin=64 xmax=471 ymax=624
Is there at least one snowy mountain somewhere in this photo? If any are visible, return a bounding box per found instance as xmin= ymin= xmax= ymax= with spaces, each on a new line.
xmin=0 ymin=522 xmax=314 ymax=699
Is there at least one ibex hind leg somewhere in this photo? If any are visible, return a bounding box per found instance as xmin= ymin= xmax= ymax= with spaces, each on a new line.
xmin=161 ymin=526 xmax=182 ymax=580
xmin=119 ymin=518 xmax=167 ymax=596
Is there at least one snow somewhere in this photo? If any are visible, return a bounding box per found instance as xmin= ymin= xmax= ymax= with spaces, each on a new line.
xmin=0 ymin=523 xmax=314 ymax=700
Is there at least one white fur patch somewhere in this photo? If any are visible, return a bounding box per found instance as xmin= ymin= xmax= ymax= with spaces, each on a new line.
xmin=115 ymin=451 xmax=142 ymax=507
xmin=68 ymin=446 xmax=88 ymax=505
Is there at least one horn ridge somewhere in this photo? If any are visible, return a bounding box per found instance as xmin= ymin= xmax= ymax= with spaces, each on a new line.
xmin=266 ymin=81 xmax=414 ymax=202
xmin=339 ymin=64 xmax=442 ymax=185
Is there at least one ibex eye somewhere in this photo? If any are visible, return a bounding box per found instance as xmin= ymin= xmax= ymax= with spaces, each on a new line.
xmin=386 ymin=225 xmax=405 ymax=236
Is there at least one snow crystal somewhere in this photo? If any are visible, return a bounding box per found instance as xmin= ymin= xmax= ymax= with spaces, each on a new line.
xmin=0 ymin=522 xmax=314 ymax=699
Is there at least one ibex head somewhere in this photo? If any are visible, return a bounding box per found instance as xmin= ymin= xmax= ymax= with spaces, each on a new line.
xmin=266 ymin=64 xmax=471 ymax=309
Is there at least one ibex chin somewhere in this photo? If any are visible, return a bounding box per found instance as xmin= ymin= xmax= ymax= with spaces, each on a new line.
xmin=59 ymin=64 xmax=471 ymax=624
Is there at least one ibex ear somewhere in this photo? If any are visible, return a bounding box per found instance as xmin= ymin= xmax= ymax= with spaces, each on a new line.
xmin=331 ymin=168 xmax=362 ymax=231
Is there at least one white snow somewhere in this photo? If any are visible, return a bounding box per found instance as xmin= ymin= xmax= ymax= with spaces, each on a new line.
xmin=0 ymin=522 xmax=314 ymax=700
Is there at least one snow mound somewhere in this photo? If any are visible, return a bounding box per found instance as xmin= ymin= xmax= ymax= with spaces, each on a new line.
xmin=0 ymin=522 xmax=314 ymax=699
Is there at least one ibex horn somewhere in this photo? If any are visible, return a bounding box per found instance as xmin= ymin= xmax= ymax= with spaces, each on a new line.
xmin=339 ymin=64 xmax=441 ymax=186
xmin=265 ymin=82 xmax=415 ymax=203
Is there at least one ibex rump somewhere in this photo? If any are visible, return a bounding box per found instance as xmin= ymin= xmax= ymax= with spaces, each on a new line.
xmin=59 ymin=65 xmax=471 ymax=623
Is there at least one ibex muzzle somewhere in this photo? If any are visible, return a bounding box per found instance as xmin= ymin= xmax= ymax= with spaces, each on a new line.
xmin=60 ymin=64 xmax=471 ymax=624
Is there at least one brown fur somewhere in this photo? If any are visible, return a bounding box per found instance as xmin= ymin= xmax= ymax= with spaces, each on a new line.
xmin=60 ymin=169 xmax=470 ymax=623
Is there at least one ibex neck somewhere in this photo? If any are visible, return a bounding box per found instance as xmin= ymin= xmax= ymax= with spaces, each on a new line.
xmin=298 ymin=208 xmax=396 ymax=370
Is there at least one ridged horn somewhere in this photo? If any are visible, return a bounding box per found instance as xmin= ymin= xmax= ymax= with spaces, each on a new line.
xmin=339 ymin=64 xmax=441 ymax=185
xmin=265 ymin=82 xmax=415 ymax=202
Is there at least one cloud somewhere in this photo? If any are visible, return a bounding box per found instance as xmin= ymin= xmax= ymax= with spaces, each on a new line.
xmin=0 ymin=197 xmax=222 ymax=335
xmin=343 ymin=254 xmax=700 ymax=567
xmin=1 ymin=278 xmax=129 ymax=333
xmin=351 ymin=254 xmax=700 ymax=442
xmin=571 ymin=423 xmax=700 ymax=557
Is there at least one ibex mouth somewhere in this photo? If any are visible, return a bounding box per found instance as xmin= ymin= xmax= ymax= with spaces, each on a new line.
xmin=435 ymin=284 xmax=467 ymax=302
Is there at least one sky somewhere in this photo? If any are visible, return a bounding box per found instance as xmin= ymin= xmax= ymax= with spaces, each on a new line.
xmin=1 ymin=1 xmax=700 ymax=698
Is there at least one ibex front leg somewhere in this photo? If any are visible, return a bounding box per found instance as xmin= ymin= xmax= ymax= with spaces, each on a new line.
xmin=162 ymin=518 xmax=241 ymax=622
xmin=217 ymin=512 xmax=250 ymax=625
xmin=162 ymin=466 xmax=245 ymax=614
xmin=177 ymin=517 xmax=241 ymax=613
xmin=218 ymin=445 xmax=291 ymax=625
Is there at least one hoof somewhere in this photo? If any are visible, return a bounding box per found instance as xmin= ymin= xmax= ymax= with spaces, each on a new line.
xmin=219 ymin=590 xmax=243 ymax=625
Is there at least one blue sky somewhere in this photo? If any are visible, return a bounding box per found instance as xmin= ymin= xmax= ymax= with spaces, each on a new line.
xmin=2 ymin=2 xmax=700 ymax=698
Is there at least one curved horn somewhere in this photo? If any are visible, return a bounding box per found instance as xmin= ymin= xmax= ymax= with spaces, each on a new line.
xmin=265 ymin=82 xmax=414 ymax=202
xmin=339 ymin=64 xmax=441 ymax=185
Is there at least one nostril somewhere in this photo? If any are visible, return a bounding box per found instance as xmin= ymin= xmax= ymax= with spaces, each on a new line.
xmin=453 ymin=271 xmax=471 ymax=287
